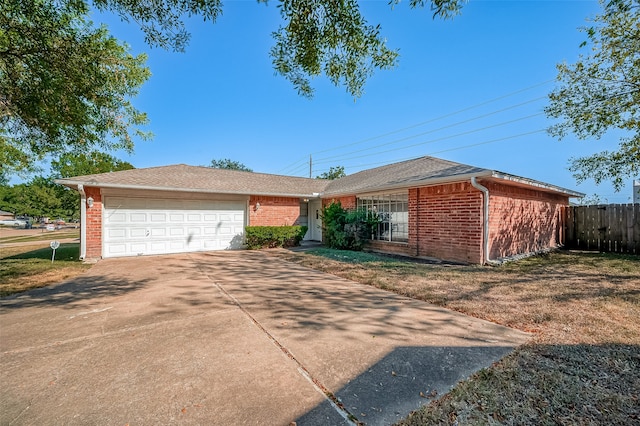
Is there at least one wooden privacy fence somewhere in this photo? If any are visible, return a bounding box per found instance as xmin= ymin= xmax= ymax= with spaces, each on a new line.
xmin=563 ymin=204 xmax=640 ymax=254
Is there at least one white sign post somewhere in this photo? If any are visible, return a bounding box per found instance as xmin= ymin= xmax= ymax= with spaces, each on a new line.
xmin=50 ymin=240 xmax=60 ymax=263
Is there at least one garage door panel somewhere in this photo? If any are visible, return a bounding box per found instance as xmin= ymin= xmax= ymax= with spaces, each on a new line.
xmin=169 ymin=227 xmax=184 ymax=236
xmin=170 ymin=241 xmax=185 ymax=250
xmin=170 ymin=214 xmax=184 ymax=222
xmin=108 ymin=212 xmax=127 ymax=223
xmin=104 ymin=197 xmax=246 ymax=258
xmin=130 ymin=242 xmax=146 ymax=253
xmin=107 ymin=229 xmax=126 ymax=238
xmin=151 ymin=228 xmax=166 ymax=237
xmin=107 ymin=244 xmax=127 ymax=255
xmin=130 ymin=228 xmax=147 ymax=238
xmin=130 ymin=213 xmax=146 ymax=222
xmin=187 ymin=228 xmax=201 ymax=235
xmin=150 ymin=213 xmax=166 ymax=222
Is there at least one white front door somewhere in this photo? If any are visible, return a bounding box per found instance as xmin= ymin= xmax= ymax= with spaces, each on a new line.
xmin=308 ymin=200 xmax=322 ymax=241
xmin=103 ymin=196 xmax=246 ymax=258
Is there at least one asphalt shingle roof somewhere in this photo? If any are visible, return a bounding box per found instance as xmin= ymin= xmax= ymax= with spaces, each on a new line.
xmin=57 ymin=164 xmax=330 ymax=197
xmin=56 ymin=156 xmax=582 ymax=198
xmin=324 ymin=156 xmax=490 ymax=195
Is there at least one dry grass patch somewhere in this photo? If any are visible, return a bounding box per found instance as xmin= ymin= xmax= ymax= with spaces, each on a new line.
xmin=0 ymin=243 xmax=91 ymax=297
xmin=269 ymin=248 xmax=640 ymax=425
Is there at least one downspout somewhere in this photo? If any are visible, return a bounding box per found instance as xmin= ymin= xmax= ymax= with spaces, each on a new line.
xmin=470 ymin=177 xmax=493 ymax=265
xmin=77 ymin=184 xmax=87 ymax=260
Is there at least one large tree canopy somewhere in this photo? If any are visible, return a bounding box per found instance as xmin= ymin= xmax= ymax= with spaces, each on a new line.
xmin=1 ymin=0 xmax=466 ymax=181
xmin=546 ymin=0 xmax=640 ymax=191
xmin=93 ymin=0 xmax=466 ymax=97
xmin=51 ymin=151 xmax=135 ymax=178
xmin=0 ymin=0 xmax=150 ymax=181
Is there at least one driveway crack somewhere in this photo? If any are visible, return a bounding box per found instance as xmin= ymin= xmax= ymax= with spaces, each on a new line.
xmin=191 ymin=255 xmax=360 ymax=426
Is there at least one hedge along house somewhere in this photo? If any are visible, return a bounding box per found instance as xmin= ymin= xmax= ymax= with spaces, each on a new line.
xmin=56 ymin=156 xmax=583 ymax=264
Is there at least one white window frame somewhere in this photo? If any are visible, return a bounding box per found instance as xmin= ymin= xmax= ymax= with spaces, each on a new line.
xmin=357 ymin=191 xmax=408 ymax=243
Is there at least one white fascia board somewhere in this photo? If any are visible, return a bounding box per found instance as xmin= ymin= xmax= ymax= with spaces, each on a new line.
xmin=489 ymin=172 xmax=585 ymax=197
xmin=320 ymin=171 xmax=495 ymax=198
xmin=54 ymin=180 xmax=323 ymax=199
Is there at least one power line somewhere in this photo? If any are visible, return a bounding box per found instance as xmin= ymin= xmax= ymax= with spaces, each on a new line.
xmin=311 ymin=112 xmax=544 ymax=167
xmin=309 ymin=80 xmax=553 ymax=156
xmin=310 ymin=128 xmax=546 ymax=176
xmin=312 ymin=96 xmax=547 ymax=164
xmin=276 ymin=79 xmax=553 ymax=174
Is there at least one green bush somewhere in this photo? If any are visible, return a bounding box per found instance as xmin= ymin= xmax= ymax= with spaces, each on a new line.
xmin=245 ymin=226 xmax=308 ymax=249
xmin=322 ymin=202 xmax=379 ymax=251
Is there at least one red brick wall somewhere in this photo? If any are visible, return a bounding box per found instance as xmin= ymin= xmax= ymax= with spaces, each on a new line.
xmin=84 ymin=187 xmax=103 ymax=259
xmin=365 ymin=240 xmax=416 ymax=257
xmin=249 ymin=196 xmax=301 ymax=226
xmin=322 ymin=196 xmax=357 ymax=210
xmin=409 ymin=182 xmax=484 ymax=264
xmin=485 ymin=181 xmax=568 ymax=260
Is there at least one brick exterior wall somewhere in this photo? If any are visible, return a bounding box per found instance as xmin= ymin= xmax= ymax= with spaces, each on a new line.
xmin=249 ymin=196 xmax=301 ymax=226
xmin=485 ymin=181 xmax=568 ymax=260
xmin=322 ymin=196 xmax=357 ymax=210
xmin=365 ymin=240 xmax=416 ymax=257
xmin=409 ymin=182 xmax=484 ymax=264
xmin=84 ymin=187 xmax=103 ymax=259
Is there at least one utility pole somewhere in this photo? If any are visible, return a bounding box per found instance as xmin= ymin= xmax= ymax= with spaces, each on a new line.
xmin=309 ymin=154 xmax=312 ymax=178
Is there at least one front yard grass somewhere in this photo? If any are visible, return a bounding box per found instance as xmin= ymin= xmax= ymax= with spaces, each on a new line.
xmin=271 ymin=248 xmax=640 ymax=425
xmin=0 ymin=243 xmax=91 ymax=297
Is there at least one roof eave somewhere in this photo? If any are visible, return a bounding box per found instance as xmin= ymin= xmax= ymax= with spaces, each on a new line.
xmin=54 ymin=179 xmax=323 ymax=199
xmin=321 ymin=171 xmax=495 ymax=197
xmin=489 ymin=172 xmax=585 ymax=197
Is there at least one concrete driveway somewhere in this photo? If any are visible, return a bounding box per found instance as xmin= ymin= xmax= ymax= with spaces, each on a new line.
xmin=1 ymin=251 xmax=529 ymax=425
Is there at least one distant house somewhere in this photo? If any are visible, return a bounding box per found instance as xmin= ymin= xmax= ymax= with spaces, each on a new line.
xmin=634 ymin=180 xmax=640 ymax=204
xmin=0 ymin=210 xmax=15 ymax=221
xmin=56 ymin=156 xmax=583 ymax=264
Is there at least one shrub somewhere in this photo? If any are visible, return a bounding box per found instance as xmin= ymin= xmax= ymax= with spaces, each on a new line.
xmin=322 ymin=202 xmax=380 ymax=251
xmin=245 ymin=226 xmax=308 ymax=249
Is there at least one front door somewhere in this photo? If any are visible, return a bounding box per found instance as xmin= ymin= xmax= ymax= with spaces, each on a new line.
xmin=308 ymin=200 xmax=323 ymax=241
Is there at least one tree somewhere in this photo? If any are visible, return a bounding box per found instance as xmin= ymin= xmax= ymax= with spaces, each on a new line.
xmin=546 ymin=0 xmax=640 ymax=191
xmin=50 ymin=151 xmax=136 ymax=219
xmin=316 ymin=166 xmax=346 ymax=180
xmin=51 ymin=151 xmax=135 ymax=178
xmin=91 ymin=0 xmax=466 ymax=97
xmin=0 ymin=0 xmax=151 ymax=181
xmin=209 ymin=159 xmax=253 ymax=172
xmin=0 ymin=178 xmax=62 ymax=219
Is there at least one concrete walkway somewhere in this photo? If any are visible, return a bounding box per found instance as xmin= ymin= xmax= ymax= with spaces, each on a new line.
xmin=1 ymin=251 xmax=529 ymax=425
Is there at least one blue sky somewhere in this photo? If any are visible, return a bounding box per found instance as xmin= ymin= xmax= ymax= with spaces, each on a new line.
xmin=94 ymin=0 xmax=634 ymax=202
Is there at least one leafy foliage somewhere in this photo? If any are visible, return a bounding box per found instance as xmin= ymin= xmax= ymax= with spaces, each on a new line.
xmin=546 ymin=0 xmax=640 ymax=190
xmin=51 ymin=151 xmax=135 ymax=179
xmin=316 ymin=166 xmax=346 ymax=180
xmin=209 ymin=158 xmax=253 ymax=172
xmin=245 ymin=225 xmax=308 ymax=249
xmin=92 ymin=0 xmax=223 ymax=52
xmin=0 ymin=0 xmax=151 ymax=180
xmin=0 ymin=177 xmax=61 ymax=218
xmin=271 ymin=0 xmax=467 ymax=97
xmin=50 ymin=151 xmax=135 ymax=219
xmin=0 ymin=152 xmax=134 ymax=219
xmin=322 ymin=201 xmax=379 ymax=250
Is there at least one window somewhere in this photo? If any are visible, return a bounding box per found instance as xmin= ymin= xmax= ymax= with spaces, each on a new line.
xmin=357 ymin=192 xmax=408 ymax=242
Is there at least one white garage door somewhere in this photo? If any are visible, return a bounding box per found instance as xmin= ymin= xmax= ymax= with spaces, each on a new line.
xmin=103 ymin=197 xmax=246 ymax=258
